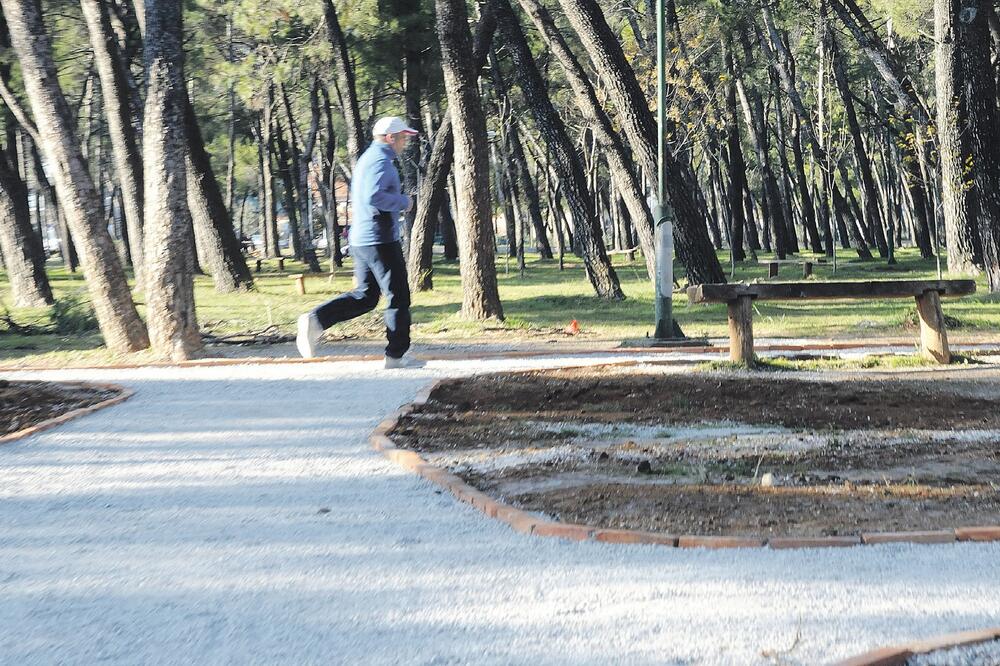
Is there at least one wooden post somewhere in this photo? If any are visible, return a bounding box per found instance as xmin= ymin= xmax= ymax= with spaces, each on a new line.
xmin=767 ymin=262 xmax=779 ymax=278
xmin=255 ymin=258 xmax=262 ymax=272
xmin=277 ymin=257 xmax=285 ymax=272
xmin=802 ymin=261 xmax=813 ymax=278
xmin=915 ymin=289 xmax=950 ymax=364
xmin=727 ymin=295 xmax=755 ymax=365
xmin=293 ymin=274 xmax=306 ymax=295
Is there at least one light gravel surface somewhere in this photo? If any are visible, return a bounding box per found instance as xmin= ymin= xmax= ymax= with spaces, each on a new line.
xmin=2 ymin=354 xmax=999 ymax=665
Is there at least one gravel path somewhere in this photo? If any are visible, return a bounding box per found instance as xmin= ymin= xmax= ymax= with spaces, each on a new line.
xmin=2 ymin=354 xmax=999 ymax=665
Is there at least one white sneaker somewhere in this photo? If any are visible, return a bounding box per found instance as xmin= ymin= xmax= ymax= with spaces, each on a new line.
xmin=296 ymin=313 xmax=323 ymax=358
xmin=384 ymin=354 xmax=426 ymax=369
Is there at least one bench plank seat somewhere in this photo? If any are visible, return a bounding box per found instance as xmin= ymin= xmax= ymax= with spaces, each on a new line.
xmin=688 ymin=280 xmax=976 ymax=304
xmin=687 ymin=279 xmax=977 ymax=366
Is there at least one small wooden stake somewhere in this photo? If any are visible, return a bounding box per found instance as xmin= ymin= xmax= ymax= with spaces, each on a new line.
xmin=293 ymin=274 xmax=306 ymax=295
xmin=802 ymin=261 xmax=813 ymax=278
xmin=767 ymin=262 xmax=779 ymax=278
xmin=915 ymin=290 xmax=950 ymax=364
xmin=727 ymin=295 xmax=754 ymax=366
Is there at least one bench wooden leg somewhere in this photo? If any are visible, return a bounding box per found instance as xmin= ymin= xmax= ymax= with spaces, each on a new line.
xmin=727 ymin=296 xmax=754 ymax=365
xmin=767 ymin=262 xmax=779 ymax=279
xmin=802 ymin=262 xmax=813 ymax=278
xmin=915 ymin=290 xmax=950 ymax=364
xmin=255 ymin=259 xmax=262 ymax=273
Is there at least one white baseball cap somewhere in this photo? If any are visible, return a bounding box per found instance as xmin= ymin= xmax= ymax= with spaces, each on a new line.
xmin=372 ymin=116 xmax=418 ymax=137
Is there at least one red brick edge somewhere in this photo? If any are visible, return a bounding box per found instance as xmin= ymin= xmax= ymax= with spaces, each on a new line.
xmin=371 ymin=379 xmax=1000 ymax=550
xmin=835 ymin=626 xmax=1000 ymax=666
xmin=0 ymin=382 xmax=134 ymax=446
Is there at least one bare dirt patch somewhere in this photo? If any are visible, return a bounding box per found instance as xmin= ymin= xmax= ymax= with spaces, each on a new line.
xmin=392 ymin=364 xmax=1000 ymax=538
xmin=1 ymin=380 xmax=121 ymax=437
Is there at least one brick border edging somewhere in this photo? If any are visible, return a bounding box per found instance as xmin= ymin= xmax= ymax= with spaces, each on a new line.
xmin=834 ymin=626 xmax=1000 ymax=666
xmin=0 ymin=381 xmax=134 ymax=446
xmin=371 ymin=377 xmax=1000 ymax=550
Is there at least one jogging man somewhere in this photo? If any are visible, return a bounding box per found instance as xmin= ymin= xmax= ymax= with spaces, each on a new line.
xmin=296 ymin=116 xmax=423 ymax=368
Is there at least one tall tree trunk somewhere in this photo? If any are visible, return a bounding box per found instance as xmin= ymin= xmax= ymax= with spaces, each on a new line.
xmin=2 ymin=0 xmax=147 ymax=351
xmin=961 ymin=0 xmax=1000 ymax=290
xmin=79 ymin=0 xmax=145 ymax=284
xmin=723 ymin=80 xmax=748 ymax=262
xmin=0 ymin=148 xmax=52 ymax=306
xmin=830 ymin=34 xmax=888 ymax=258
xmin=436 ymin=0 xmax=503 ymax=319
xmin=790 ymin=113 xmax=823 ymax=253
xmin=407 ymin=0 xmax=496 ymax=291
xmin=273 ymin=118 xmax=303 ymax=261
xmin=143 ymin=0 xmax=199 ymax=359
xmin=494 ymin=0 xmax=623 ymax=299
xmin=935 ymin=0 xmax=981 ymax=273
xmin=505 ymin=115 xmax=552 ymax=259
xmin=554 ymin=0 xmax=724 ymax=283
xmin=516 ymin=0 xmax=652 ymax=279
xmin=322 ymin=0 xmax=366 ymax=164
xmin=183 ymin=98 xmax=254 ymax=292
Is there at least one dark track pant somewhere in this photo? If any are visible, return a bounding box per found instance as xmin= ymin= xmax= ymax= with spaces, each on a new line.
xmin=312 ymin=241 xmax=411 ymax=359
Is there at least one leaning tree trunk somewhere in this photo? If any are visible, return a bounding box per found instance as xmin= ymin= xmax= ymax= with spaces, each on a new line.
xmin=183 ymin=97 xmax=254 ymax=292
xmin=79 ymin=0 xmax=145 ymax=285
xmin=495 ymin=0 xmax=623 ymax=299
xmin=554 ymin=0 xmax=724 ymax=284
xmin=436 ymin=0 xmax=503 ymax=319
xmin=516 ymin=0 xmax=653 ymax=281
xmin=0 ymin=148 xmax=52 ymax=306
xmin=934 ymin=0 xmax=981 ymax=273
xmin=831 ymin=34 xmax=888 ymax=258
xmin=1 ymin=0 xmax=148 ymax=351
xmin=504 ymin=111 xmax=552 ymax=259
xmin=322 ymin=0 xmax=366 ymax=164
xmin=407 ymin=0 xmax=497 ymax=292
xmin=143 ymin=0 xmax=199 ymax=360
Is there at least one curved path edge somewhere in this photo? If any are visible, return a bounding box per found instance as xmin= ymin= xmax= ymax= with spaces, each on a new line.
xmin=0 ymin=382 xmax=134 ymax=447
xmin=835 ymin=626 xmax=1000 ymax=666
xmin=371 ymin=376 xmax=1000 ymax=550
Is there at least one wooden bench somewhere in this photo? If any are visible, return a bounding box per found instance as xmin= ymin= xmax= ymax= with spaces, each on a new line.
xmin=254 ymin=257 xmax=286 ymax=273
xmin=687 ymin=280 xmax=976 ymax=365
xmin=758 ymin=258 xmax=828 ymax=279
xmin=290 ymin=272 xmax=336 ymax=295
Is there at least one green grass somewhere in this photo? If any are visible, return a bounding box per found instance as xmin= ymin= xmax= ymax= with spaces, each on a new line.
xmin=2 ymin=247 xmax=999 ymax=366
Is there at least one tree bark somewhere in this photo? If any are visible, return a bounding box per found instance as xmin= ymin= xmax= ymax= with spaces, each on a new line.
xmin=935 ymin=0 xmax=981 ymax=273
xmin=554 ymin=0 xmax=724 ymax=284
xmin=829 ymin=34 xmax=888 ymax=258
xmin=2 ymin=0 xmax=147 ymax=351
xmin=322 ymin=0 xmax=366 ymax=164
xmin=407 ymin=0 xmax=497 ymax=291
xmin=79 ymin=0 xmax=145 ymax=284
xmin=515 ymin=0 xmax=652 ymax=280
xmin=435 ymin=0 xmax=503 ymax=319
xmin=961 ymin=0 xmax=1000 ymax=290
xmin=143 ymin=0 xmax=199 ymax=359
xmin=494 ymin=0 xmax=623 ymax=299
xmin=0 ymin=147 xmax=52 ymax=306
xmin=183 ymin=97 xmax=254 ymax=292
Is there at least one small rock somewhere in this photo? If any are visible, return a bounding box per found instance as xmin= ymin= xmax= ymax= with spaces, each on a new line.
xmin=760 ymin=472 xmax=775 ymax=487
xmin=317 ymin=507 xmax=331 ymax=514
xmin=637 ymin=460 xmax=652 ymax=474
xmin=598 ymin=451 xmax=610 ymax=462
